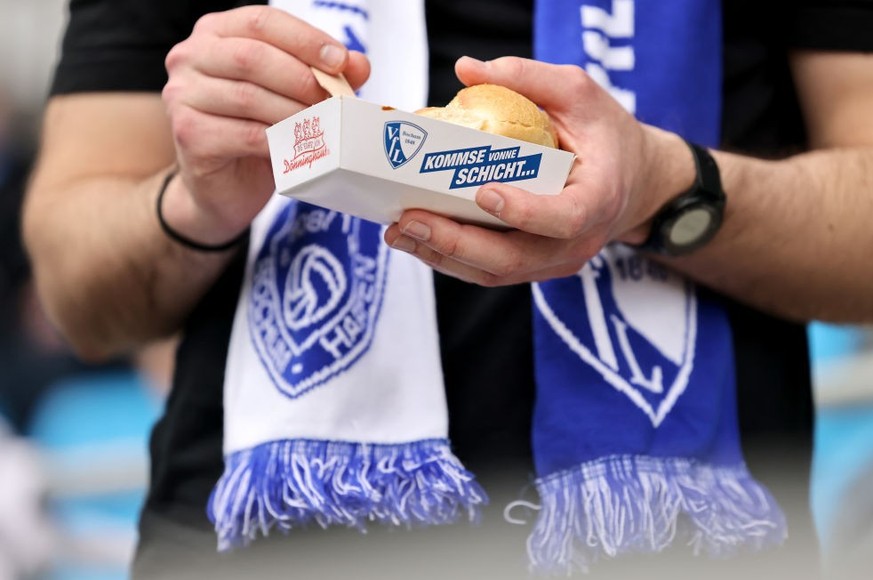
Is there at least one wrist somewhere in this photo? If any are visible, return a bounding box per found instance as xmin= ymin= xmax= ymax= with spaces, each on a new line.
xmin=630 ymin=137 xmax=727 ymax=256
xmin=619 ymin=126 xmax=697 ymax=245
xmin=156 ymin=169 xmax=249 ymax=251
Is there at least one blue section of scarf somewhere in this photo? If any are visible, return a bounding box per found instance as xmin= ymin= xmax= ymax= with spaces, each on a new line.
xmin=535 ymin=0 xmax=722 ymax=146
xmin=527 ymin=0 xmax=785 ymax=572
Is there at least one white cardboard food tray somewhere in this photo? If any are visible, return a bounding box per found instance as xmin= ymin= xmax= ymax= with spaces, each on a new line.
xmin=266 ymin=96 xmax=575 ymax=228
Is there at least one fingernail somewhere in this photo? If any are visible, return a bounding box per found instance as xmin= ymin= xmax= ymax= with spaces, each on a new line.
xmin=478 ymin=189 xmax=505 ymax=216
xmin=402 ymin=220 xmax=431 ymax=241
xmin=390 ymin=235 xmax=416 ymax=253
xmin=319 ymin=44 xmax=345 ymax=69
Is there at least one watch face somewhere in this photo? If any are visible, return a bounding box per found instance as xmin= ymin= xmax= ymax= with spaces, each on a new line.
xmin=668 ymin=207 xmax=715 ymax=248
xmin=638 ymin=140 xmax=726 ymax=256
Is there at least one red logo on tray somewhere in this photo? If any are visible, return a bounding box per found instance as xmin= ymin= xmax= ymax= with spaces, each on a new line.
xmin=283 ymin=116 xmax=330 ymax=174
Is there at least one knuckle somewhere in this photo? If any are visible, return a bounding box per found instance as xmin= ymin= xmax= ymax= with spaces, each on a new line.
xmin=495 ymin=56 xmax=526 ymax=80
xmin=423 ymin=251 xmax=445 ymax=270
xmin=433 ymin=234 xmax=461 ymax=260
xmin=243 ymin=122 xmax=265 ymax=148
xmin=231 ymin=42 xmax=262 ymax=76
xmin=477 ymin=272 xmax=501 ymax=288
xmin=170 ymin=108 xmax=199 ymax=149
xmin=243 ymin=5 xmax=273 ymax=35
xmin=492 ymin=251 xmax=523 ymax=279
xmin=193 ymin=12 xmax=218 ymax=34
xmin=232 ymin=81 xmax=258 ymax=112
xmin=166 ymin=37 xmax=210 ymax=74
xmin=565 ymin=65 xmax=592 ymax=95
xmin=299 ymin=72 xmax=325 ymax=103
xmin=161 ymin=80 xmax=180 ymax=106
xmin=164 ymin=44 xmax=185 ymax=72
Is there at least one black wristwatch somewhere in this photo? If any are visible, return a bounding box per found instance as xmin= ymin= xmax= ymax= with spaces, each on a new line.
xmin=638 ymin=140 xmax=726 ymax=256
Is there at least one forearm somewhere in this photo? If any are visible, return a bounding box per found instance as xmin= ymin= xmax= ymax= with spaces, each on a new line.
xmin=669 ymin=147 xmax=873 ymax=323
xmin=384 ymin=54 xmax=873 ymax=325
xmin=23 ymin=7 xmax=372 ymax=360
xmin=23 ymin=169 xmax=236 ymax=360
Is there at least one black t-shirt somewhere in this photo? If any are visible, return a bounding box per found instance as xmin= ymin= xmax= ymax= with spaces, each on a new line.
xmin=49 ymin=1 xmax=873 ymax=578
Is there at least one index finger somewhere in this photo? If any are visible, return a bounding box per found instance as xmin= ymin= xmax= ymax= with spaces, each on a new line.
xmin=198 ymin=6 xmax=350 ymax=74
xmin=455 ymin=56 xmax=584 ymax=111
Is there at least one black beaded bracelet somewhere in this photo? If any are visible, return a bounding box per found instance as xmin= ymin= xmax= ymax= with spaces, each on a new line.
xmin=156 ymin=169 xmax=248 ymax=252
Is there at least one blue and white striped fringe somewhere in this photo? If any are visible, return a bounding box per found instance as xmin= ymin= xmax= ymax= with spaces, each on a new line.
xmin=525 ymin=455 xmax=787 ymax=575
xmin=208 ymin=438 xmax=487 ymax=551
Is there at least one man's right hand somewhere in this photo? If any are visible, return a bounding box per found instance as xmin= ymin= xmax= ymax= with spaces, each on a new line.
xmin=23 ymin=6 xmax=370 ymax=360
xmin=160 ymin=5 xmax=370 ymax=246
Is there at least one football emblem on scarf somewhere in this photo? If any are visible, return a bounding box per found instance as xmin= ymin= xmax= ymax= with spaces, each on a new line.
xmin=283 ymin=246 xmax=347 ymax=331
xmin=248 ymin=201 xmax=389 ymax=399
xmin=534 ymin=245 xmax=696 ymax=426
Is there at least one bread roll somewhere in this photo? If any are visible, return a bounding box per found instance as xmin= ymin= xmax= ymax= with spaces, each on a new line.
xmin=416 ymin=84 xmax=558 ymax=149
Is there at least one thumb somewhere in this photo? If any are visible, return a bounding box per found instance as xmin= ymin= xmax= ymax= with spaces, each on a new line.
xmin=454 ymin=56 xmax=574 ymax=110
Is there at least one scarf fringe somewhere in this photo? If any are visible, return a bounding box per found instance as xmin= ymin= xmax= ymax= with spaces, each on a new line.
xmin=526 ymin=455 xmax=787 ymax=575
xmin=207 ymin=438 xmax=487 ymax=551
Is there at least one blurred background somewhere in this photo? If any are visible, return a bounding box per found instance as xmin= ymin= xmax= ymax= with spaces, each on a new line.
xmin=0 ymin=3 xmax=171 ymax=579
xmin=0 ymin=2 xmax=871 ymax=579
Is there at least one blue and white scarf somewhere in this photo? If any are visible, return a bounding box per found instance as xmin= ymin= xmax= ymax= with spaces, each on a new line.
xmin=208 ymin=0 xmax=786 ymax=574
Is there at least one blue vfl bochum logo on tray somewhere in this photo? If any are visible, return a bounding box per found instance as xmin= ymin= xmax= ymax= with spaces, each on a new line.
xmin=384 ymin=121 xmax=427 ymax=169
xmin=534 ymin=245 xmax=697 ymax=427
xmin=248 ymin=201 xmax=389 ymax=399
